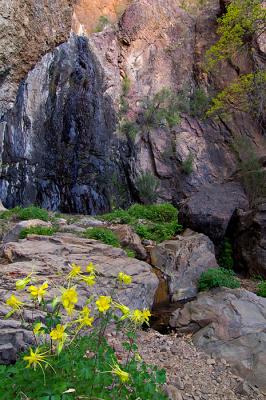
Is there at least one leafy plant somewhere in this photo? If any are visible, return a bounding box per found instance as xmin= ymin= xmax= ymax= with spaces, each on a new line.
xmin=135 ymin=220 xmax=181 ymax=243
xmin=206 ymin=0 xmax=266 ymax=70
xmin=120 ymin=119 xmax=139 ymax=140
xmin=198 ymin=268 xmax=240 ymax=291
xmin=17 ymin=206 xmax=49 ymax=222
xmin=141 ymin=88 xmax=181 ymax=128
xmin=95 ymin=15 xmax=110 ymax=32
xmin=0 ymin=206 xmax=21 ymax=220
xmin=189 ymin=87 xmax=211 ymax=118
xmin=1 ymin=265 xmax=167 ymax=399
xmin=101 ymin=203 xmax=182 ymax=243
xmin=219 ymin=238 xmax=234 ymax=270
xmin=181 ymin=153 xmax=194 ymax=175
xmin=84 ymin=227 xmax=120 ymax=247
xmin=19 ymin=226 xmax=57 ymax=239
xmin=135 ymin=172 xmax=160 ymax=204
xmin=124 ymin=248 xmax=136 ymax=258
xmin=257 ymin=280 xmax=266 ymax=297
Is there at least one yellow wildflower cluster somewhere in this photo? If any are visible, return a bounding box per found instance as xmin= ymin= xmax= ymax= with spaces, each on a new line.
xmin=4 ymin=261 xmax=152 ymax=389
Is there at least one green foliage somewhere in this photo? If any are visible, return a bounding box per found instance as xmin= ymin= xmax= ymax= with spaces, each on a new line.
xmin=207 ymin=71 xmax=266 ymax=121
xmin=84 ymin=227 xmax=120 ymax=247
xmin=122 ymin=75 xmax=131 ymax=96
xmin=95 ymin=15 xmax=110 ymax=32
xmin=206 ymin=0 xmax=266 ymax=69
xmin=135 ymin=172 xmax=160 ymax=204
xmin=0 ymin=335 xmax=167 ymax=400
xmin=19 ymin=226 xmax=57 ymax=239
xmin=257 ymin=281 xmax=266 ymax=297
xmin=181 ymin=153 xmax=194 ymax=175
xmin=135 ymin=220 xmax=181 ymax=243
xmin=120 ymin=119 xmax=139 ymax=140
xmin=0 ymin=206 xmax=21 ymax=220
xmin=17 ymin=206 xmax=49 ymax=221
xmin=128 ymin=203 xmax=178 ymax=223
xmin=198 ymin=268 xmax=240 ymax=291
xmin=1 ymin=269 xmax=167 ymax=400
xmin=124 ymin=248 xmax=136 ymax=258
xmin=189 ymin=87 xmax=211 ymax=118
xmin=232 ymin=136 xmax=266 ymax=206
xmin=101 ymin=203 xmax=182 ymax=243
xmin=142 ymin=88 xmax=181 ymax=128
xmin=219 ymin=238 xmax=234 ymax=270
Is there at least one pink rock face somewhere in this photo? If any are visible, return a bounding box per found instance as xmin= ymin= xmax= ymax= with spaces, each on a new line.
xmin=72 ymin=0 xmax=132 ymax=35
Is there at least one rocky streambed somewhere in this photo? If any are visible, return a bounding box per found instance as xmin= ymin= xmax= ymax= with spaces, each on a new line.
xmin=0 ymin=213 xmax=265 ymax=399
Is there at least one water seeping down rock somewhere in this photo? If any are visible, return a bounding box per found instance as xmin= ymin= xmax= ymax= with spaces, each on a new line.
xmin=0 ymin=35 xmax=131 ymax=214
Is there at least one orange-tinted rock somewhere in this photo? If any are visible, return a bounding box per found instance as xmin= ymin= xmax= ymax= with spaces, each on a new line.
xmin=72 ymin=0 xmax=132 ymax=35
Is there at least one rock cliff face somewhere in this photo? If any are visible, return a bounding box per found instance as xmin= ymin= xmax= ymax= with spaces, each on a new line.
xmin=0 ymin=0 xmax=75 ymax=116
xmin=0 ymin=0 xmax=265 ymax=234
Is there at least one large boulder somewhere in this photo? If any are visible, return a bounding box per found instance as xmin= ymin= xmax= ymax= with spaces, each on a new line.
xmin=233 ymin=202 xmax=266 ymax=278
xmin=179 ymin=182 xmax=249 ymax=244
xmin=0 ymin=233 xmax=158 ymax=363
xmin=150 ymin=230 xmax=218 ymax=301
xmin=2 ymin=219 xmax=52 ymax=243
xmin=110 ymin=224 xmax=147 ymax=260
xmin=172 ymin=288 xmax=266 ymax=391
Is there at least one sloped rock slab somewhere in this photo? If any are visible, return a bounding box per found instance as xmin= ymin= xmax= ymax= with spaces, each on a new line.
xmin=0 ymin=233 xmax=158 ymax=363
xmin=150 ymin=230 xmax=218 ymax=301
xmin=173 ymin=288 xmax=266 ymax=391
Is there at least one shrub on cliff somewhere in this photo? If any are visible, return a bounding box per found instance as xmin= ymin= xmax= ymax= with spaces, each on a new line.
xmin=198 ymin=268 xmax=240 ymax=291
xmin=17 ymin=206 xmax=49 ymax=221
xmin=135 ymin=172 xmax=160 ymax=204
xmin=19 ymin=226 xmax=57 ymax=239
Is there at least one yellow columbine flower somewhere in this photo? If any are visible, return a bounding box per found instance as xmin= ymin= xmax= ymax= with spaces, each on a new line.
xmin=73 ymin=306 xmax=94 ymax=329
xmin=113 ymin=302 xmax=130 ymax=320
xmin=142 ymin=309 xmax=151 ymax=324
xmin=86 ymin=262 xmax=96 ymax=274
xmin=15 ymin=273 xmax=32 ymax=290
xmin=111 ymin=362 xmax=130 ymax=383
xmin=117 ymin=272 xmax=132 ymax=285
xmin=130 ymin=309 xmax=151 ymax=325
xmin=50 ymin=324 xmax=67 ymax=341
xmin=95 ymin=296 xmax=112 ymax=313
xmin=67 ymin=263 xmax=82 ymax=279
xmin=23 ymin=347 xmax=50 ymax=370
xmin=79 ymin=305 xmax=91 ymax=318
xmin=61 ymin=286 xmax=78 ymax=315
xmin=81 ymin=274 xmax=96 ymax=286
xmin=33 ymin=322 xmax=45 ymax=336
xmin=6 ymin=294 xmax=24 ymax=310
xmin=28 ymin=282 xmax=49 ymax=303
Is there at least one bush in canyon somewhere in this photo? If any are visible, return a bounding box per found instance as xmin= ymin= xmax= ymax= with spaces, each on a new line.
xmin=84 ymin=227 xmax=120 ymax=247
xmin=257 ymin=281 xmax=266 ymax=297
xmin=181 ymin=153 xmax=194 ymax=175
xmin=218 ymin=238 xmax=234 ymax=270
xmin=206 ymin=0 xmax=266 ymax=125
xmin=95 ymin=15 xmax=110 ymax=32
xmin=135 ymin=172 xmax=160 ymax=204
xmin=120 ymin=119 xmax=139 ymax=140
xmin=101 ymin=203 xmax=182 ymax=243
xmin=206 ymin=0 xmax=266 ymax=70
xmin=17 ymin=206 xmax=49 ymax=222
xmin=19 ymin=226 xmax=57 ymax=239
xmin=1 ymin=265 xmax=167 ymax=399
xmin=0 ymin=206 xmax=21 ymax=220
xmin=198 ymin=268 xmax=240 ymax=291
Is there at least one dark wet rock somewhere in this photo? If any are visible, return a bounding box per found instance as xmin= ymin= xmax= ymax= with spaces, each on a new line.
xmin=179 ymin=182 xmax=249 ymax=244
xmin=233 ymin=202 xmax=266 ymax=278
